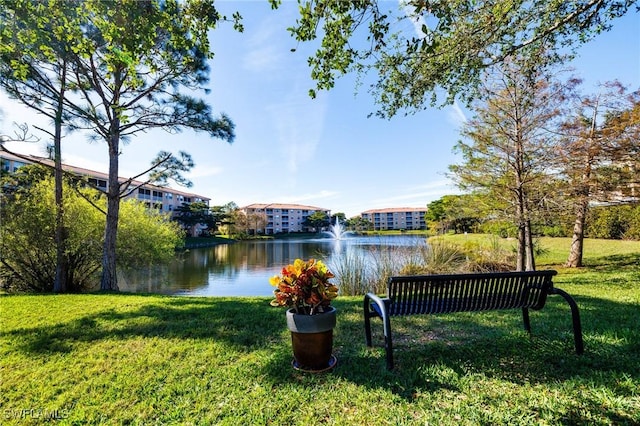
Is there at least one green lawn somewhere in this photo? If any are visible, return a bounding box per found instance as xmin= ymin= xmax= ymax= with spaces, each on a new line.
xmin=1 ymin=238 xmax=639 ymax=425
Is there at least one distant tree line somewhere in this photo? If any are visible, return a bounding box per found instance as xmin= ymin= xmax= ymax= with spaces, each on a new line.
xmin=427 ymin=194 xmax=640 ymax=241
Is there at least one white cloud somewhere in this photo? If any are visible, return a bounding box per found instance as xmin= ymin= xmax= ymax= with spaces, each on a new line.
xmin=267 ymin=88 xmax=328 ymax=175
xmin=243 ymin=43 xmax=283 ymax=72
xmin=186 ymin=165 xmax=224 ymax=179
xmin=448 ymin=100 xmax=468 ymax=127
xmin=373 ymin=180 xmax=459 ymax=206
xmin=242 ymin=12 xmax=290 ymax=72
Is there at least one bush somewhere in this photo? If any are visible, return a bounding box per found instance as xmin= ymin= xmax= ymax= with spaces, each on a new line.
xmin=0 ymin=171 xmax=184 ymax=292
xmin=478 ymin=220 xmax=517 ymax=238
xmin=586 ymin=204 xmax=640 ymax=240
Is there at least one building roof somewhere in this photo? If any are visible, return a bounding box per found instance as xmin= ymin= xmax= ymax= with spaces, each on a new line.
xmin=1 ymin=151 xmax=209 ymax=200
xmin=241 ymin=203 xmax=330 ymax=212
xmin=361 ymin=207 xmax=427 ymax=214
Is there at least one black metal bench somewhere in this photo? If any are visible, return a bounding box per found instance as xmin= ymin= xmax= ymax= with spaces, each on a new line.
xmin=364 ymin=270 xmax=584 ymax=369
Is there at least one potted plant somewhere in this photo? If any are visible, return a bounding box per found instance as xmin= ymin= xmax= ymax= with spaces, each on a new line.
xmin=270 ymin=258 xmax=339 ymax=371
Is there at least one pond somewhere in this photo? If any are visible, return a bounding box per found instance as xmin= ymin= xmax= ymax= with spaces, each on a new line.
xmin=117 ymin=235 xmax=426 ymax=297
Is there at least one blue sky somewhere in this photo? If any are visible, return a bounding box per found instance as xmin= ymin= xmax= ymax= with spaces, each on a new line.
xmin=1 ymin=2 xmax=639 ymax=218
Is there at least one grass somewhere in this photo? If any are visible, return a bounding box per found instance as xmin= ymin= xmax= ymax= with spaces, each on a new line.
xmin=1 ymin=238 xmax=639 ymax=425
xmin=183 ymin=236 xmax=233 ymax=248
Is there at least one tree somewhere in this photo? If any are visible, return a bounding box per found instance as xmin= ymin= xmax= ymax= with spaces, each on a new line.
xmin=557 ymin=82 xmax=639 ymax=267
xmin=600 ymin=96 xmax=640 ymax=200
xmin=426 ymin=195 xmax=481 ymax=235
xmin=1 ymin=0 xmax=239 ymax=291
xmin=450 ymin=58 xmax=564 ymax=270
xmin=303 ymin=211 xmax=330 ymax=232
xmin=228 ymin=207 xmax=268 ymax=237
xmin=331 ymin=212 xmax=347 ymax=225
xmin=0 ymin=1 xmax=82 ymax=292
xmin=345 ymin=216 xmax=373 ymax=232
xmin=0 ymin=166 xmax=183 ymax=292
xmin=208 ymin=202 xmax=239 ymax=236
xmin=173 ymin=201 xmax=216 ymax=237
xmin=282 ymin=0 xmax=634 ymax=116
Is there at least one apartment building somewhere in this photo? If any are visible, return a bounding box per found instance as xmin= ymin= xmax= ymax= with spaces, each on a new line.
xmin=240 ymin=203 xmax=331 ymax=235
xmin=0 ymin=151 xmax=210 ymax=214
xmin=361 ymin=207 xmax=428 ymax=231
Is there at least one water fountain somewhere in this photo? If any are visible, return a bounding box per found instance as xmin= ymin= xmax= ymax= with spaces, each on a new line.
xmin=326 ymin=219 xmax=351 ymax=240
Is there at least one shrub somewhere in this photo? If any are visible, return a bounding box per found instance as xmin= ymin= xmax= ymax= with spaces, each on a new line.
xmin=0 ymin=171 xmax=184 ymax=292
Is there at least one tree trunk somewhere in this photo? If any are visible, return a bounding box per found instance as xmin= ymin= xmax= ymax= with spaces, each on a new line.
xmin=515 ymin=184 xmax=527 ymax=271
xmin=567 ymin=151 xmax=593 ymax=268
xmin=516 ymin=224 xmax=525 ymax=271
xmin=566 ymin=196 xmax=589 ymax=267
xmin=100 ymin=130 xmax=121 ymax=291
xmin=524 ymin=219 xmax=536 ymax=271
xmin=53 ymin=63 xmax=67 ymax=293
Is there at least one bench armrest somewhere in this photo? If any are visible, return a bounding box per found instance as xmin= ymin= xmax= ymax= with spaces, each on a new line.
xmin=363 ymin=292 xmax=394 ymax=369
xmin=364 ymin=293 xmax=390 ymax=318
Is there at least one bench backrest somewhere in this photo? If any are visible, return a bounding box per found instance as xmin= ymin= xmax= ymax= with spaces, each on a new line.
xmin=386 ymin=270 xmax=557 ymax=316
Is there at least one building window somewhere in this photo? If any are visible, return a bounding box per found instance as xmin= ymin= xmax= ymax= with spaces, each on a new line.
xmin=88 ymin=178 xmax=107 ymax=188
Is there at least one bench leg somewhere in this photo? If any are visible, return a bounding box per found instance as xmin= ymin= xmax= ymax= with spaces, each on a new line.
xmin=551 ymin=288 xmax=585 ymax=354
xmin=363 ymin=295 xmax=395 ymax=369
xmin=382 ymin=314 xmax=394 ymax=370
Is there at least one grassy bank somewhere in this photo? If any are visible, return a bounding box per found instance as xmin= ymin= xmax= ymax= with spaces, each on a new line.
xmin=183 ymin=236 xmax=234 ymax=248
xmin=1 ymin=240 xmax=639 ymax=424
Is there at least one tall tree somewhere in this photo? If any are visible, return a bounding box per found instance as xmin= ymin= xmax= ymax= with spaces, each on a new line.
xmin=558 ymin=82 xmax=639 ymax=267
xmin=450 ymin=58 xmax=564 ymax=270
xmin=1 ymin=0 xmax=238 ymax=291
xmin=282 ymin=0 xmax=635 ymax=116
xmin=0 ymin=1 xmax=81 ymax=292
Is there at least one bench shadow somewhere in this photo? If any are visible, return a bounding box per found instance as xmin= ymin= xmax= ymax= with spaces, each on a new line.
xmin=264 ymin=294 xmax=639 ymax=405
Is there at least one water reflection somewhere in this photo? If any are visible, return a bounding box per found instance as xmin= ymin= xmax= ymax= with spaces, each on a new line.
xmin=117 ymin=235 xmax=424 ymax=297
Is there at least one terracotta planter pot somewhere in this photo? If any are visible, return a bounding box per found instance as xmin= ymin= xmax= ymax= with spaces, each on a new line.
xmin=286 ymin=306 xmax=336 ymax=371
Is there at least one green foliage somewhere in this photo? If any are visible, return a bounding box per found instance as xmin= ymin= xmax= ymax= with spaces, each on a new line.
xmin=173 ymin=201 xmax=216 ymax=237
xmin=478 ymin=220 xmax=518 ymax=238
xmin=345 ymin=215 xmax=373 ymax=231
xmin=114 ymin=200 xmax=184 ymax=269
xmin=284 ymin=0 xmax=633 ymax=116
xmin=0 ymin=169 xmax=103 ymax=292
xmin=302 ymin=211 xmax=330 ymax=231
xmin=586 ymin=203 xmax=640 ymax=240
xmin=0 ymin=168 xmax=183 ymax=292
xmin=426 ymin=194 xmax=482 ymax=235
xmin=0 ymin=0 xmax=240 ymax=291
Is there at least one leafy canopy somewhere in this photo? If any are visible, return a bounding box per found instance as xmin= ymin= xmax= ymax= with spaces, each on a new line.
xmin=282 ymin=0 xmax=636 ymax=117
